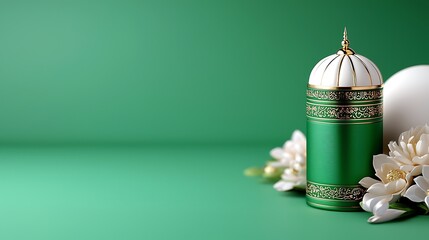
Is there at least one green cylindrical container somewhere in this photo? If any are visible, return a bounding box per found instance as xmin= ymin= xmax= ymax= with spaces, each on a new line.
xmin=306 ymin=30 xmax=384 ymax=211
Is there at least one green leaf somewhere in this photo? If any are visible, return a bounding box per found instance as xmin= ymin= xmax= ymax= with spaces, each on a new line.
xmin=389 ymin=201 xmax=419 ymax=220
xmin=416 ymin=202 xmax=429 ymax=215
xmin=389 ymin=202 xmax=415 ymax=212
xmin=394 ymin=197 xmax=429 ymax=215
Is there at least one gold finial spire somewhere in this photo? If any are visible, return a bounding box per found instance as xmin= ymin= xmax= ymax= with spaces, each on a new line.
xmin=337 ymin=27 xmax=355 ymax=55
xmin=342 ymin=27 xmax=349 ymax=50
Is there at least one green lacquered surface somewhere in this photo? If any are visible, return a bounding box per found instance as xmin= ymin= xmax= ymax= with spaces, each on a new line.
xmin=307 ymin=120 xmax=383 ymax=210
xmin=307 ymin=121 xmax=383 ymax=184
xmin=0 ymin=145 xmax=426 ymax=240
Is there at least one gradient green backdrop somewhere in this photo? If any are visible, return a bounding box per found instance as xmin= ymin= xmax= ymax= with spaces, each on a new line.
xmin=0 ymin=1 xmax=428 ymax=239
xmin=1 ymin=0 xmax=428 ymax=144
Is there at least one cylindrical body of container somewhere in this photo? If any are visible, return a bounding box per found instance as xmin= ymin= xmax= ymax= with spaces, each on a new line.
xmin=306 ymin=85 xmax=383 ymax=211
xmin=305 ymin=29 xmax=384 ymax=211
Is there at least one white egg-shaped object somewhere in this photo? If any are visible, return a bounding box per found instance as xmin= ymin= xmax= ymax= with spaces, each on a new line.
xmin=383 ymin=65 xmax=429 ymax=152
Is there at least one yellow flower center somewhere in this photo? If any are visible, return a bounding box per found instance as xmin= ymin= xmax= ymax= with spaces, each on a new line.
xmin=386 ymin=169 xmax=406 ymax=182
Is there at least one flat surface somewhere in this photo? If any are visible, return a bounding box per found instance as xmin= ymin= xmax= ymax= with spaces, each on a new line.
xmin=0 ymin=145 xmax=426 ymax=240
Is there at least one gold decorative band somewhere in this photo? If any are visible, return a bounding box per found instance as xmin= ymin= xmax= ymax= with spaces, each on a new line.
xmin=307 ymin=88 xmax=382 ymax=102
xmin=306 ymin=201 xmax=362 ymax=210
xmin=308 ymin=84 xmax=383 ymax=90
xmin=306 ymin=102 xmax=383 ymax=120
xmin=307 ymin=118 xmax=382 ymax=125
xmin=306 ymin=181 xmax=365 ymax=201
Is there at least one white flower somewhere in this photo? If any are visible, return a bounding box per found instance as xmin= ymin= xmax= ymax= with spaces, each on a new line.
xmin=404 ymin=165 xmax=429 ymax=207
xmin=272 ymin=130 xmax=306 ymax=191
xmin=360 ymin=154 xmax=410 ymax=196
xmin=361 ymin=194 xmax=406 ymax=223
xmin=360 ymin=180 xmax=407 ymax=223
xmin=359 ymin=124 xmax=429 ymax=223
xmin=274 ymin=165 xmax=306 ymax=191
xmin=388 ymin=124 xmax=429 ymax=177
xmin=359 ymin=144 xmax=412 ymax=223
xmin=268 ymin=130 xmax=306 ymax=169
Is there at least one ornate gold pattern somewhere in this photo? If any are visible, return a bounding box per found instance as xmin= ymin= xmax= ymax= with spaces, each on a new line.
xmin=307 ymin=119 xmax=382 ymax=125
xmin=308 ymin=84 xmax=383 ymax=90
xmin=307 ymin=202 xmax=362 ymax=210
xmin=306 ymin=103 xmax=383 ymax=120
xmin=306 ymin=182 xmax=365 ymax=201
xmin=307 ymin=88 xmax=382 ymax=101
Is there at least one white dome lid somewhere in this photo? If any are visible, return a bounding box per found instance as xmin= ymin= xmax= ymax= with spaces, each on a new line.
xmin=308 ymin=29 xmax=383 ymax=87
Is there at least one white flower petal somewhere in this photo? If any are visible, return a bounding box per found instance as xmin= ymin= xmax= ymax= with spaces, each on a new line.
xmin=293 ymin=143 xmax=305 ymax=152
xmin=388 ymin=141 xmax=400 ymax=154
xmin=373 ymin=154 xmax=393 ymax=170
xmin=268 ymin=161 xmax=287 ymax=168
xmin=423 ymin=165 xmax=429 ymax=181
xmin=400 ymin=164 xmax=414 ymax=172
xmin=361 ymin=193 xmax=392 ymax=212
xmin=385 ymin=179 xmax=406 ymax=194
xmin=416 ymin=134 xmax=429 ymax=156
xmin=270 ymin=148 xmax=284 ymax=160
xmin=373 ymin=198 xmax=389 ymax=216
xmin=399 ymin=141 xmax=410 ymax=159
xmin=394 ymin=153 xmax=413 ymax=165
xmin=404 ymin=184 xmax=426 ymax=202
xmin=295 ymin=155 xmax=305 ymax=164
xmin=292 ymin=130 xmax=306 ymax=143
xmin=412 ymin=154 xmax=429 ymax=165
xmin=414 ymin=176 xmax=429 ymax=192
xmin=367 ymin=183 xmax=389 ymax=195
xmin=281 ymin=171 xmax=299 ymax=181
xmin=359 ymin=177 xmax=380 ymax=189
xmin=273 ymin=180 xmax=295 ymax=191
xmin=283 ymin=141 xmax=293 ymax=151
xmin=425 ymin=196 xmax=429 ymax=208
xmin=407 ymin=143 xmax=416 ymax=159
xmin=368 ymin=209 xmax=406 ymax=223
xmin=409 ymin=165 xmax=422 ymax=177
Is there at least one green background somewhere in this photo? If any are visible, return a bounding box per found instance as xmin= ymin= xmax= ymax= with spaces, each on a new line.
xmin=1 ymin=0 xmax=428 ymax=144
xmin=0 ymin=0 xmax=428 ymax=239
